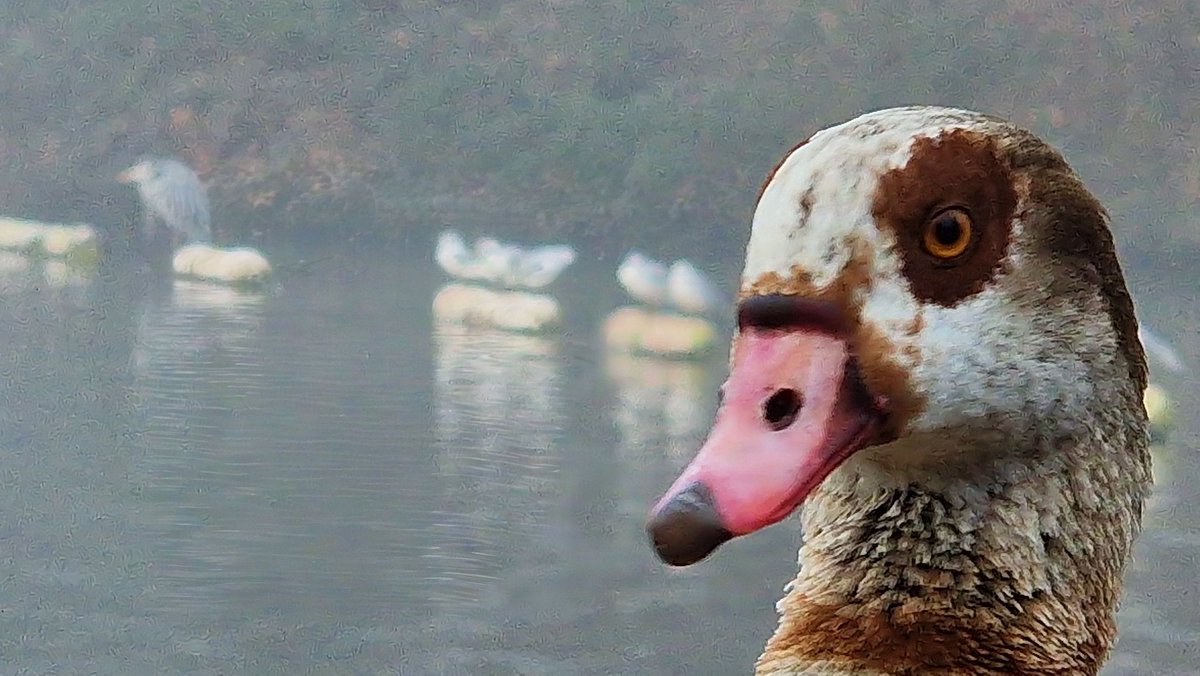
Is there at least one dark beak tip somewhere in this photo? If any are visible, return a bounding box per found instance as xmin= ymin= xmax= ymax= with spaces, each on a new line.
xmin=645 ymin=482 xmax=734 ymax=567
xmin=648 ymin=535 xmax=723 ymax=567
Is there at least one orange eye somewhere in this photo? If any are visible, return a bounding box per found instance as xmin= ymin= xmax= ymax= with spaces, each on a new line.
xmin=922 ymin=208 xmax=973 ymax=260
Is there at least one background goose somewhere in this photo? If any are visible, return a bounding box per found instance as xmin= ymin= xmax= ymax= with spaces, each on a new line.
xmin=435 ymin=230 xmax=488 ymax=281
xmin=506 ymin=243 xmax=576 ymax=289
xmin=617 ymin=250 xmax=671 ymax=307
xmin=616 ymin=251 xmax=728 ymax=317
xmin=435 ymin=231 xmax=576 ymax=289
xmin=665 ymin=259 xmax=727 ymax=316
xmin=473 ymin=236 xmax=522 ymax=284
xmin=647 ymin=106 xmax=1152 ymax=675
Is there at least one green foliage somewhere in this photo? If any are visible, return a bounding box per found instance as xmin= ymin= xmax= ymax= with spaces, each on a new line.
xmin=0 ymin=0 xmax=1196 ymax=256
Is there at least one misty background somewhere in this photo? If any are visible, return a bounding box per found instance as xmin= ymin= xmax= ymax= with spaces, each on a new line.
xmin=0 ymin=1 xmax=1196 ymax=674
xmin=1 ymin=1 xmax=1197 ymax=258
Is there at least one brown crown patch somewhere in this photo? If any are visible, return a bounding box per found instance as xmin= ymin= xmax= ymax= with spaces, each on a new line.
xmin=872 ymin=129 xmax=1018 ymax=308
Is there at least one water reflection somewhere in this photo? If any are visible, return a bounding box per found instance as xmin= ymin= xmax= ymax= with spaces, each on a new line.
xmin=430 ymin=325 xmax=565 ymax=607
xmin=0 ymin=250 xmax=32 ymax=275
xmin=602 ymin=351 xmax=718 ymax=570
xmin=0 ymin=252 xmax=36 ymax=294
xmin=128 ymin=268 xmax=428 ymax=625
xmin=0 ymin=255 xmax=155 ymax=674
xmin=0 ymin=253 xmax=93 ymax=304
xmin=606 ymin=352 xmax=714 ymax=460
xmin=132 ymin=280 xmax=266 ymax=370
xmin=0 ymin=247 xmax=1191 ymax=673
xmin=131 ymin=280 xmax=267 ymax=451
xmin=129 ymin=280 xmax=271 ymax=609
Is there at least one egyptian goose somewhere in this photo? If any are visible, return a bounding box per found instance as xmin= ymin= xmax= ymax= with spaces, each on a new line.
xmin=646 ymin=106 xmax=1150 ymax=675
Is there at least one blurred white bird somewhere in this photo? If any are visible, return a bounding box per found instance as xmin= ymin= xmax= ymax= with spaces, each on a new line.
xmin=435 ymin=230 xmax=489 ymax=281
xmin=667 ymin=259 xmax=728 ymax=316
xmin=474 ymin=237 xmax=523 ymax=284
xmin=617 ymin=251 xmax=670 ymax=306
xmin=1139 ymin=325 xmax=1186 ymax=374
xmin=475 ymin=237 xmax=577 ymax=289
xmin=510 ymin=244 xmax=577 ymax=289
xmin=437 ymin=233 xmax=576 ymax=289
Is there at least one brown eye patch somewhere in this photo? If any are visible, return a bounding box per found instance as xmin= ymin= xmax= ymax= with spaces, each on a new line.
xmin=871 ymin=128 xmax=1018 ymax=307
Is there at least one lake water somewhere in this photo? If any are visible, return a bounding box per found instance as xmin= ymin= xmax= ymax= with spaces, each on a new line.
xmin=0 ymin=239 xmax=1194 ymax=674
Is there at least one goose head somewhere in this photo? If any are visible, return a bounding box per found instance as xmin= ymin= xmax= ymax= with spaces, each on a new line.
xmin=646 ymin=107 xmax=1150 ymax=672
xmin=116 ymin=157 xmax=162 ymax=186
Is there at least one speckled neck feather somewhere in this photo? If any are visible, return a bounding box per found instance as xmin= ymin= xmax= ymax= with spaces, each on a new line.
xmin=756 ymin=414 xmax=1149 ymax=674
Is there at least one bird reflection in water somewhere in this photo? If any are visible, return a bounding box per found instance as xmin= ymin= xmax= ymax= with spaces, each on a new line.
xmin=605 ymin=351 xmax=718 ymax=494
xmin=0 ymin=252 xmax=33 ymax=292
xmin=0 ymin=252 xmax=93 ymax=304
xmin=596 ymin=349 xmax=719 ymax=568
xmin=131 ymin=280 xmax=268 ymax=449
xmin=429 ymin=325 xmax=565 ymax=608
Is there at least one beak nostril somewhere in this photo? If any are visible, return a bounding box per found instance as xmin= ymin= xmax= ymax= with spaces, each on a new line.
xmin=763 ymin=388 xmax=802 ymax=431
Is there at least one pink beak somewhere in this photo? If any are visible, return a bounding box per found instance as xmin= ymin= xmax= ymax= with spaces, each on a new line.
xmin=646 ymin=296 xmax=887 ymax=566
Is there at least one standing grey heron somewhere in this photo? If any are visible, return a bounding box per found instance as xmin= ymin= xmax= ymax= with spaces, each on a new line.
xmin=117 ymin=157 xmax=213 ymax=246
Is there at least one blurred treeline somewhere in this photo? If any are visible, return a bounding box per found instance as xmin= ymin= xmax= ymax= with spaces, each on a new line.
xmin=0 ymin=0 xmax=1195 ymax=256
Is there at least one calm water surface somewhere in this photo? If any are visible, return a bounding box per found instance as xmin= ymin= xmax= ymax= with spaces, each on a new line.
xmin=0 ymin=241 xmax=1195 ymax=674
